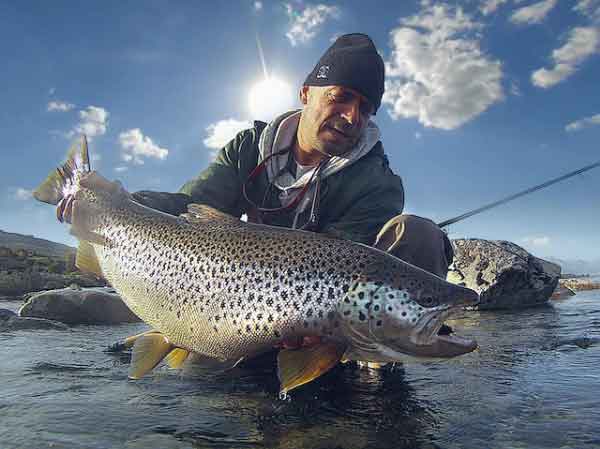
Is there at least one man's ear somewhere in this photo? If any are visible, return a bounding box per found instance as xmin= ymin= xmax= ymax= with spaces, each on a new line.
xmin=299 ymin=85 xmax=309 ymax=105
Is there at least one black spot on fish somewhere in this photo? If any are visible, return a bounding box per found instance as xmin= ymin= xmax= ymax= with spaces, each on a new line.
xmin=374 ymin=305 xmax=380 ymax=311
xmin=246 ymin=325 xmax=251 ymax=333
xmin=376 ymin=320 xmax=382 ymax=327
xmin=306 ymin=309 xmax=313 ymax=317
xmin=359 ymin=311 xmax=366 ymax=321
xmin=358 ymin=292 xmax=365 ymax=300
xmin=274 ymin=330 xmax=281 ymax=338
xmin=344 ymin=297 xmax=350 ymax=304
xmin=402 ymin=311 xmax=407 ymax=317
xmin=343 ymin=310 xmax=351 ymax=316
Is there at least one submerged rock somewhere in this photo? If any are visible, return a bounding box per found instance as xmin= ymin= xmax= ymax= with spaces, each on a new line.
xmin=19 ymin=286 xmax=141 ymax=325
xmin=447 ymin=239 xmax=560 ymax=310
xmin=0 ymin=308 xmax=68 ymax=331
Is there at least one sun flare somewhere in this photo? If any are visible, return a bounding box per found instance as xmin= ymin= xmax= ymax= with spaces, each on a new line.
xmin=248 ymin=76 xmax=295 ymax=121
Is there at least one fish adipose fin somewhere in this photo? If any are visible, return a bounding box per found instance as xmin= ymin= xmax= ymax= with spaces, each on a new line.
xmin=277 ymin=343 xmax=346 ymax=395
xmin=182 ymin=203 xmax=241 ymax=225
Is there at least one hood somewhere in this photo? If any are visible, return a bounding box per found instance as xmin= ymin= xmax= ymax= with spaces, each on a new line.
xmin=257 ymin=110 xmax=381 ymax=214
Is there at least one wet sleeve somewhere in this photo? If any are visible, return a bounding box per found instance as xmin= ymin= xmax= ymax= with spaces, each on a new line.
xmin=321 ymin=176 xmax=405 ymax=246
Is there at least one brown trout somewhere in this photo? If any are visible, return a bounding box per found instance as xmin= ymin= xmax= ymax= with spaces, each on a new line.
xmin=34 ymin=137 xmax=479 ymax=394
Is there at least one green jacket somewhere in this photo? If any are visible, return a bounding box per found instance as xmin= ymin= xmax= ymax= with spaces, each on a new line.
xmin=133 ymin=117 xmax=404 ymax=246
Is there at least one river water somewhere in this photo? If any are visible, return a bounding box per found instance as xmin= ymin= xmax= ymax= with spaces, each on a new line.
xmin=1 ymin=290 xmax=599 ymax=449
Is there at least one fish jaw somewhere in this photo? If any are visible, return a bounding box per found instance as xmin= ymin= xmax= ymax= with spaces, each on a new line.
xmin=338 ymin=280 xmax=478 ymax=362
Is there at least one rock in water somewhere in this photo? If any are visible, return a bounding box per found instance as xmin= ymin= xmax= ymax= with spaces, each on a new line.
xmin=19 ymin=286 xmax=141 ymax=324
xmin=0 ymin=308 xmax=68 ymax=331
xmin=447 ymin=239 xmax=560 ymax=310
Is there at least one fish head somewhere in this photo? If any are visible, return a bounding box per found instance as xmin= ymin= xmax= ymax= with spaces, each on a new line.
xmin=338 ymin=277 xmax=479 ymax=362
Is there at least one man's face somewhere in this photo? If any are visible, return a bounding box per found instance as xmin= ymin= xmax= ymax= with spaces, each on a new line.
xmin=298 ymin=85 xmax=375 ymax=157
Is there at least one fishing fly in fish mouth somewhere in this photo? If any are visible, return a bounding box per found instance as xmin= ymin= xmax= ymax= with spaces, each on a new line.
xmin=33 ymin=33 xmax=479 ymax=395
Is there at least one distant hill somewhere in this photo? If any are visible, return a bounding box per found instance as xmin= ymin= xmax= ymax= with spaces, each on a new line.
xmin=546 ymin=257 xmax=600 ymax=276
xmin=0 ymin=230 xmax=75 ymax=258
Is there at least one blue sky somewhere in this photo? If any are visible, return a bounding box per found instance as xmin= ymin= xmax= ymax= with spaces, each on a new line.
xmin=1 ymin=0 xmax=599 ymax=261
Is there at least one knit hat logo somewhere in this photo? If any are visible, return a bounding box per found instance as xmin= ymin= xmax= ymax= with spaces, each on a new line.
xmin=316 ymin=65 xmax=330 ymax=79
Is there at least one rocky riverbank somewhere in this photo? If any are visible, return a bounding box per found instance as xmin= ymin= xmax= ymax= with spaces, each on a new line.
xmin=0 ymin=237 xmax=105 ymax=300
xmin=559 ymin=278 xmax=600 ymax=292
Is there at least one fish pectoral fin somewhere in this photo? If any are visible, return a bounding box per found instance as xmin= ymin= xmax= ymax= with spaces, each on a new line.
xmin=164 ymin=347 xmax=190 ymax=369
xmin=277 ymin=343 xmax=346 ymax=395
xmin=75 ymin=240 xmax=104 ymax=277
xmin=129 ymin=334 xmax=173 ymax=379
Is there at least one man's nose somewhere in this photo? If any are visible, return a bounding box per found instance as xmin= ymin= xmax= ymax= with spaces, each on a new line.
xmin=340 ymin=99 xmax=361 ymax=126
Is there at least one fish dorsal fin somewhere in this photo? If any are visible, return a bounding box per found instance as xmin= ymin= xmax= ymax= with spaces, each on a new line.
xmin=75 ymin=240 xmax=103 ymax=277
xmin=164 ymin=347 xmax=190 ymax=369
xmin=129 ymin=334 xmax=173 ymax=379
xmin=181 ymin=203 xmax=240 ymax=225
xmin=277 ymin=343 xmax=346 ymax=395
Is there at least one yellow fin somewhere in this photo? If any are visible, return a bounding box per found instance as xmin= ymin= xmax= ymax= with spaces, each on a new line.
xmin=277 ymin=343 xmax=345 ymax=395
xmin=181 ymin=203 xmax=240 ymax=225
xmin=164 ymin=348 xmax=189 ymax=369
xmin=129 ymin=334 xmax=173 ymax=379
xmin=75 ymin=241 xmax=103 ymax=277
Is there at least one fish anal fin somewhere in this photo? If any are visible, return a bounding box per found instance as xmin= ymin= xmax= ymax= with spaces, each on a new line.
xmin=277 ymin=343 xmax=346 ymax=395
xmin=75 ymin=241 xmax=104 ymax=277
xmin=165 ymin=347 xmax=190 ymax=369
xmin=129 ymin=334 xmax=173 ymax=379
xmin=181 ymin=203 xmax=240 ymax=225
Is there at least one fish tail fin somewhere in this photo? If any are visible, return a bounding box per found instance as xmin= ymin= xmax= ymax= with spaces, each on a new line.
xmin=33 ymin=135 xmax=91 ymax=206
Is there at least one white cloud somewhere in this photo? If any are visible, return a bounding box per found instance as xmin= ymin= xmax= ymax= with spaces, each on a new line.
xmin=383 ymin=4 xmax=503 ymax=130
xmin=415 ymin=131 xmax=422 ymax=139
xmin=14 ymin=188 xmax=33 ymax=201
xmin=480 ymin=0 xmax=509 ymax=15
xmin=72 ymin=106 xmax=109 ymax=140
xmin=531 ymin=27 xmax=599 ymax=88
xmin=47 ymin=101 xmax=75 ymax=112
xmin=114 ymin=166 xmax=129 ymax=173
xmin=565 ymin=113 xmax=600 ymax=131
xmin=521 ymin=236 xmax=551 ymax=247
xmin=118 ymin=129 xmax=169 ymax=165
xmin=510 ymin=0 xmax=557 ymax=25
xmin=285 ymin=3 xmax=340 ymax=46
xmin=49 ymin=87 xmax=56 ymax=95
xmin=203 ymin=119 xmax=252 ymax=150
xmin=574 ymin=0 xmax=600 ymax=22
xmin=254 ymin=1 xmax=263 ymax=11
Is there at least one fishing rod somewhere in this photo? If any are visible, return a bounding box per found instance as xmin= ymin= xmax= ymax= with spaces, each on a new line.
xmin=437 ymin=158 xmax=600 ymax=228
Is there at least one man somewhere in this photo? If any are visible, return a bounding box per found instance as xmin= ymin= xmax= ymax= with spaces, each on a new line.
xmin=133 ymin=33 xmax=453 ymax=279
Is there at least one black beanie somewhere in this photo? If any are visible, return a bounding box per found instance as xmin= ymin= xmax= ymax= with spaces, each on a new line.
xmin=304 ymin=33 xmax=385 ymax=113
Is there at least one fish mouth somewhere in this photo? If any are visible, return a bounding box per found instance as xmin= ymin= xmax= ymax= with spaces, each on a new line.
xmin=411 ymin=306 xmax=478 ymax=358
